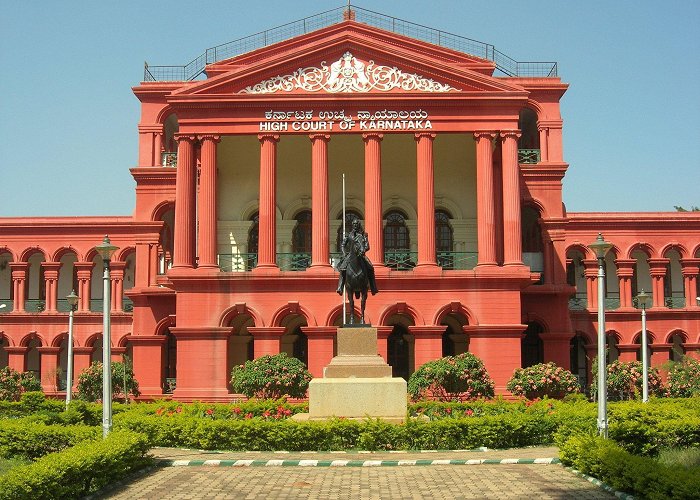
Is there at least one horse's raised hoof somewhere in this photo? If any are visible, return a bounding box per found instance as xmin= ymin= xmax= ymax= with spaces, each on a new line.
xmin=336 ymin=287 xmax=343 ymax=295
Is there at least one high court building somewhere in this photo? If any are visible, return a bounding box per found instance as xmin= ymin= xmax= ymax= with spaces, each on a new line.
xmin=1 ymin=6 xmax=699 ymax=401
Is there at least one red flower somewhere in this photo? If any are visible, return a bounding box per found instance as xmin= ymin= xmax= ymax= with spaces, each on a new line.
xmin=206 ymin=408 xmax=214 ymax=415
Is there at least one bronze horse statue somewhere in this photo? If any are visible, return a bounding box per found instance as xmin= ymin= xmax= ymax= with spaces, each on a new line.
xmin=341 ymin=237 xmax=370 ymax=324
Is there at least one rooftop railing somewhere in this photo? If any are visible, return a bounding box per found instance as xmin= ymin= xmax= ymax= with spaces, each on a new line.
xmin=144 ymin=4 xmax=557 ymax=82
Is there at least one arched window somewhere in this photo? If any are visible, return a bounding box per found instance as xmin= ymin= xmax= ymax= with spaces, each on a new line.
xmin=517 ymin=108 xmax=540 ymax=163
xmin=388 ymin=325 xmax=410 ymax=380
xmin=384 ymin=210 xmax=411 ymax=270
xmin=435 ymin=210 xmax=454 ymax=269
xmin=435 ymin=210 xmax=453 ymax=252
xmin=247 ymin=213 xmax=259 ymax=254
xmin=292 ymin=210 xmax=312 ymax=253
xmin=522 ymin=206 xmax=544 ymax=280
xmin=336 ymin=210 xmax=362 ymax=251
xmin=164 ymin=329 xmax=177 ymax=393
xmin=570 ymin=333 xmax=589 ymax=389
xmin=521 ymin=322 xmax=544 ymax=368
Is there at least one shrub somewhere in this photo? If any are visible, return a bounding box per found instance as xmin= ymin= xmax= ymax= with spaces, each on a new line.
xmin=76 ymin=359 xmax=140 ymax=402
xmin=591 ymin=359 xmax=666 ymax=401
xmin=667 ymin=357 xmax=700 ymax=398
xmin=0 ymin=430 xmax=151 ymax=499
xmin=506 ymin=362 xmax=580 ymax=399
xmin=559 ymin=433 xmax=700 ymax=499
xmin=407 ymin=353 xmax=495 ymax=402
xmin=230 ymin=353 xmax=312 ymax=399
xmin=0 ymin=367 xmax=41 ymax=402
xmin=0 ymin=421 xmax=99 ymax=460
xmin=114 ymin=411 xmax=556 ymax=451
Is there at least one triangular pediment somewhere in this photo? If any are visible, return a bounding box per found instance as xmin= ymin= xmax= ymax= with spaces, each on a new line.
xmin=170 ymin=21 xmax=526 ymax=99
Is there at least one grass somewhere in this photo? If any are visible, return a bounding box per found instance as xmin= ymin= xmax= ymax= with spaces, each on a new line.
xmin=0 ymin=457 xmax=31 ymax=476
xmin=656 ymin=447 xmax=700 ymax=470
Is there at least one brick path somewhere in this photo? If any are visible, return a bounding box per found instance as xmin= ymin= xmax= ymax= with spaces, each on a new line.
xmin=99 ymin=447 xmax=616 ymax=499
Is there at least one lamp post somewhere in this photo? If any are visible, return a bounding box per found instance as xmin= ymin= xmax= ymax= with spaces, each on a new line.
xmin=65 ymin=290 xmax=79 ymax=408
xmin=636 ymin=289 xmax=651 ymax=402
xmin=588 ymin=233 xmax=612 ymax=438
xmin=96 ymin=235 xmax=118 ymax=438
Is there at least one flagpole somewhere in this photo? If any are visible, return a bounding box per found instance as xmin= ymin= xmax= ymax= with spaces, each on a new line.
xmin=342 ymin=173 xmax=346 ymax=325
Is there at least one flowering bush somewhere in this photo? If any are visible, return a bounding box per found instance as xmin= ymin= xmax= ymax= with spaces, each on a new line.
xmin=230 ymin=353 xmax=312 ymax=399
xmin=407 ymin=353 xmax=495 ymax=402
xmin=506 ymin=362 xmax=580 ymax=400
xmin=76 ymin=360 xmax=141 ymax=402
xmin=666 ymin=357 xmax=700 ymax=397
xmin=0 ymin=366 xmax=42 ymax=401
xmin=591 ymin=359 xmax=666 ymax=401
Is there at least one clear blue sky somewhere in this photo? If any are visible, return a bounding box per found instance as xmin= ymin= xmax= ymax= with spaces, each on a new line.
xmin=1 ymin=1 xmax=698 ymax=216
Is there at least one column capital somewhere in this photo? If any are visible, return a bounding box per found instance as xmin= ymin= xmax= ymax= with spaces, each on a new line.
xmin=197 ymin=134 xmax=221 ymax=143
xmin=408 ymin=325 xmax=447 ymax=338
xmin=309 ymin=134 xmax=330 ymax=142
xmin=247 ymin=327 xmax=286 ymax=338
xmin=258 ymin=134 xmax=280 ymax=143
xmin=473 ymin=131 xmax=497 ymax=140
xmin=414 ymin=132 xmax=436 ymax=141
xmin=362 ymin=132 xmax=384 ymax=142
xmin=173 ymin=134 xmax=197 ymax=144
xmin=300 ymin=326 xmax=337 ymax=339
xmin=500 ymin=130 xmax=522 ymax=140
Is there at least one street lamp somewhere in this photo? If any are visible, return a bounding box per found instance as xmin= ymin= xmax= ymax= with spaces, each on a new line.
xmin=636 ymin=289 xmax=652 ymax=402
xmin=65 ymin=289 xmax=79 ymax=409
xmin=96 ymin=235 xmax=118 ymax=438
xmin=588 ymin=233 xmax=612 ymax=438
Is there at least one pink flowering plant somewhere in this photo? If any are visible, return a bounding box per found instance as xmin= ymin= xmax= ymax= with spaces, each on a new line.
xmin=506 ymin=362 xmax=580 ymax=400
xmin=0 ymin=366 xmax=41 ymax=401
xmin=591 ymin=359 xmax=666 ymax=401
xmin=230 ymin=353 xmax=312 ymax=399
xmin=407 ymin=353 xmax=495 ymax=402
xmin=76 ymin=360 xmax=141 ymax=402
xmin=666 ymin=357 xmax=700 ymax=397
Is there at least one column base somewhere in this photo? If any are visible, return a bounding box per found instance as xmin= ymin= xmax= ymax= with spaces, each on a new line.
xmin=252 ymin=265 xmax=280 ymax=275
xmin=308 ymin=264 xmax=335 ymax=274
xmin=413 ymin=263 xmax=440 ymax=275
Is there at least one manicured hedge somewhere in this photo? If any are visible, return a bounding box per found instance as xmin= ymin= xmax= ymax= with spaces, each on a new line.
xmin=559 ymin=433 xmax=700 ymax=499
xmin=0 ymin=421 xmax=98 ymax=460
xmin=0 ymin=430 xmax=151 ymax=500
xmin=114 ymin=411 xmax=559 ymax=450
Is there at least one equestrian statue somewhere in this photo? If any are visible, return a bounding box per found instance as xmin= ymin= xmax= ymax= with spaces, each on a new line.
xmin=336 ymin=219 xmax=378 ymax=324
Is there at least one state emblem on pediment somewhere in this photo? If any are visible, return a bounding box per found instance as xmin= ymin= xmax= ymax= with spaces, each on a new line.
xmin=240 ymin=51 xmax=458 ymax=94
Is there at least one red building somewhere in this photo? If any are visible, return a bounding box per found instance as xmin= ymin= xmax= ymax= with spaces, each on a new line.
xmin=1 ymin=7 xmax=699 ymax=401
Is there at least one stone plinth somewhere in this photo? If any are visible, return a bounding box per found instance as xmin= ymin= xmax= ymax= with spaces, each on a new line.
xmin=323 ymin=327 xmax=392 ymax=378
xmin=308 ymin=377 xmax=407 ymax=422
xmin=301 ymin=326 xmax=407 ymax=423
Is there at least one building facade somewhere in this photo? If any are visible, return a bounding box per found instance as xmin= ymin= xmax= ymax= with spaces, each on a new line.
xmin=1 ymin=8 xmax=699 ymax=401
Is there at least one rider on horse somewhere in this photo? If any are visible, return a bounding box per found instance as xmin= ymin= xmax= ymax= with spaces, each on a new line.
xmin=336 ymin=219 xmax=379 ymax=295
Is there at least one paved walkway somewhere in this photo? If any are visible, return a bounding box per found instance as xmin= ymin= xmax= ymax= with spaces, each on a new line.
xmin=99 ymin=447 xmax=616 ymax=499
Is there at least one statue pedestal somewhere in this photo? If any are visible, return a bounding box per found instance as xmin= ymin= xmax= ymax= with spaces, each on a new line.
xmin=299 ymin=327 xmax=407 ymax=423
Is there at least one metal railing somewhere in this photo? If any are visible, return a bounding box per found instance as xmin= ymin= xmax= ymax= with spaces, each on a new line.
xmin=384 ymin=251 xmax=418 ymax=270
xmin=164 ymin=378 xmax=176 ymax=394
xmin=25 ymin=300 xmax=45 ymax=313
xmin=217 ymin=251 xmax=479 ymax=272
xmin=89 ymin=299 xmax=103 ymax=312
xmin=219 ymin=253 xmax=258 ymax=272
xmin=518 ymin=149 xmax=541 ymax=164
xmin=161 ymin=152 xmax=177 ymax=167
xmin=568 ymin=295 xmax=586 ymax=311
xmin=665 ymin=296 xmax=686 ymax=309
xmin=278 ymin=252 xmax=312 ymax=271
xmin=605 ymin=297 xmax=620 ymax=310
xmin=0 ymin=299 xmax=11 ymax=313
xmin=437 ymin=251 xmax=477 ymax=270
xmin=144 ymin=4 xmax=557 ymax=81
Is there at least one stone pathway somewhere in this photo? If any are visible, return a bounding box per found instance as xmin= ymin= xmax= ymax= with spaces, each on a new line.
xmin=98 ymin=447 xmax=617 ymax=499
